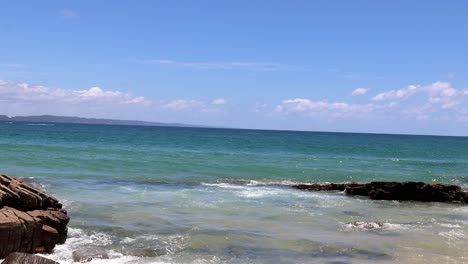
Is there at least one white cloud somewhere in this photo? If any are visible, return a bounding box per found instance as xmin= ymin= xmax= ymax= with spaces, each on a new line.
xmin=211 ymin=98 xmax=227 ymax=105
xmin=0 ymin=80 xmax=229 ymax=117
xmin=163 ymin=98 xmax=227 ymax=112
xmin=425 ymin=81 xmax=461 ymax=108
xmin=372 ymin=82 xmax=468 ymax=106
xmin=349 ymin=81 xmax=468 ymax=121
xmin=274 ymin=81 xmax=468 ymax=121
xmin=372 ymin=85 xmax=419 ymax=101
xmin=61 ymin=10 xmax=79 ymax=18
xmin=163 ymin=99 xmax=206 ymax=110
xmin=351 ymin=87 xmax=370 ymax=96
xmin=275 ymin=98 xmax=381 ymax=118
xmin=0 ymin=80 xmax=152 ymax=106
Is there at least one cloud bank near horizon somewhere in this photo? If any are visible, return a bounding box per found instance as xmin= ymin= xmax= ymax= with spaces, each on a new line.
xmin=0 ymin=80 xmax=227 ymax=117
xmin=0 ymin=80 xmax=151 ymax=106
xmin=2 ymin=79 xmax=468 ymax=126
xmin=276 ymin=81 xmax=468 ymax=122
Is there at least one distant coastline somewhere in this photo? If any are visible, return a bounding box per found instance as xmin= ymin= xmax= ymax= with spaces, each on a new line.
xmin=2 ymin=114 xmax=467 ymax=138
xmin=0 ymin=114 xmax=210 ymax=128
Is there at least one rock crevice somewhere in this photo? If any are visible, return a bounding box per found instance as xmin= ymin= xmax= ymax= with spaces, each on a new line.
xmin=0 ymin=174 xmax=69 ymax=259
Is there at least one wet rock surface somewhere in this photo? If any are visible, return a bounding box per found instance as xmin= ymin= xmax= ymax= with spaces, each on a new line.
xmin=72 ymin=248 xmax=109 ymax=262
xmin=0 ymin=174 xmax=69 ymax=259
xmin=2 ymin=252 xmax=59 ymax=264
xmin=292 ymin=181 xmax=468 ymax=204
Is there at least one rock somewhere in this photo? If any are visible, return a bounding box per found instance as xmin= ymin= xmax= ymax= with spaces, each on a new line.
xmin=292 ymin=181 xmax=468 ymax=204
xmin=72 ymin=248 xmax=109 ymax=262
xmin=0 ymin=174 xmax=69 ymax=258
xmin=292 ymin=183 xmax=347 ymax=192
xmin=344 ymin=183 xmax=370 ymax=196
xmin=2 ymin=252 xmax=59 ymax=264
xmin=345 ymin=221 xmax=384 ymax=230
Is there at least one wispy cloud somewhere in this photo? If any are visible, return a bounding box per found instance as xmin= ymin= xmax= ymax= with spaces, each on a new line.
xmin=163 ymin=98 xmax=225 ymax=112
xmin=352 ymin=88 xmax=370 ymax=96
xmin=275 ymin=98 xmax=387 ymax=118
xmin=441 ymin=73 xmax=456 ymax=79
xmin=163 ymin=99 xmax=205 ymax=110
xmin=61 ymin=9 xmax=79 ymax=18
xmin=211 ymin=98 xmax=227 ymax=105
xmin=134 ymin=59 xmax=308 ymax=72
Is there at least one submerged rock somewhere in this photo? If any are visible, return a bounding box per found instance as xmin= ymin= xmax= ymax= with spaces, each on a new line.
xmin=2 ymin=252 xmax=58 ymax=264
xmin=292 ymin=181 xmax=468 ymax=204
xmin=345 ymin=221 xmax=384 ymax=230
xmin=0 ymin=174 xmax=69 ymax=258
xmin=72 ymin=248 xmax=109 ymax=262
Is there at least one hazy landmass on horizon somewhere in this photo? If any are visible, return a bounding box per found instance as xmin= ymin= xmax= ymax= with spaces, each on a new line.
xmin=0 ymin=114 xmax=208 ymax=128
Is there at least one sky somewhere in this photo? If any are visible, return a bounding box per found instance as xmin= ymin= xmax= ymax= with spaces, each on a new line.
xmin=1 ymin=1 xmax=468 ymax=136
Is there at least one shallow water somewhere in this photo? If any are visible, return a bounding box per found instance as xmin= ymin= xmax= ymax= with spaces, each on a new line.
xmin=1 ymin=122 xmax=467 ymax=263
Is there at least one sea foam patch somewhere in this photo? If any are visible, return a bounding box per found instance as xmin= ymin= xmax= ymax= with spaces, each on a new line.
xmin=41 ymin=228 xmax=180 ymax=264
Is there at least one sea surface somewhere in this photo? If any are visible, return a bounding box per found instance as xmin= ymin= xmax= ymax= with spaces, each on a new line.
xmin=0 ymin=122 xmax=467 ymax=264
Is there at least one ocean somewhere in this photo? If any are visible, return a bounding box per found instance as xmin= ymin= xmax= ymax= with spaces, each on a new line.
xmin=0 ymin=122 xmax=467 ymax=263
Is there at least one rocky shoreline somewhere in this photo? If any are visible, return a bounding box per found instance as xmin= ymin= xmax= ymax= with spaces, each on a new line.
xmin=292 ymin=181 xmax=468 ymax=204
xmin=0 ymin=174 xmax=69 ymax=259
xmin=1 ymin=174 xmax=467 ymax=263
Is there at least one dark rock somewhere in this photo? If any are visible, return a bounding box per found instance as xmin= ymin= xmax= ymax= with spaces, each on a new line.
xmin=462 ymin=192 xmax=468 ymax=203
xmin=2 ymin=252 xmax=58 ymax=264
xmin=293 ymin=181 xmax=467 ymax=204
xmin=72 ymin=248 xmax=109 ymax=262
xmin=343 ymin=183 xmax=370 ymax=196
xmin=0 ymin=174 xmax=69 ymax=258
xmin=292 ymin=183 xmax=347 ymax=192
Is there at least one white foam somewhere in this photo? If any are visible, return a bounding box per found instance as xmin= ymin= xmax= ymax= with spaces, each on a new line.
xmin=236 ymin=188 xmax=283 ymax=198
xmin=38 ymin=228 xmax=112 ymax=263
xmin=343 ymin=221 xmax=384 ymax=230
xmin=66 ymin=228 xmax=113 ymax=246
xmin=41 ymin=229 xmax=207 ymax=263
xmin=201 ymin=180 xmax=307 ymax=188
xmin=25 ymin=123 xmax=54 ymax=126
xmin=439 ymin=229 xmax=467 ymax=241
xmin=121 ymin=237 xmax=136 ymax=244
xmin=200 ymin=183 xmax=245 ymax=189
xmin=342 ymin=222 xmax=412 ymax=231
xmin=382 ymin=223 xmax=411 ymax=230
xmin=439 ymin=223 xmax=462 ymax=228
xmin=245 ymin=180 xmax=261 ymax=186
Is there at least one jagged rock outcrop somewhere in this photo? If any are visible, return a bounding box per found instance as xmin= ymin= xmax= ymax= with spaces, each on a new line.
xmin=0 ymin=174 xmax=69 ymax=259
xmin=292 ymin=181 xmax=468 ymax=204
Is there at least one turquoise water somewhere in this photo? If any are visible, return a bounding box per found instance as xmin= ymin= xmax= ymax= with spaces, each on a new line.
xmin=1 ymin=122 xmax=467 ymax=263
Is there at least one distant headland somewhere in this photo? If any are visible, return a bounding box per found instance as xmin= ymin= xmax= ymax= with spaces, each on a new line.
xmin=0 ymin=115 xmax=209 ymax=128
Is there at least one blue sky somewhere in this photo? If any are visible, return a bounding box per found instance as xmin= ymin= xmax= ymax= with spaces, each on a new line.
xmin=1 ymin=1 xmax=468 ymax=135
